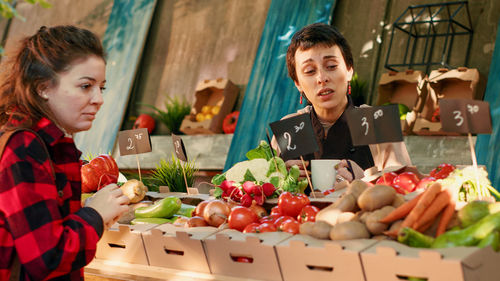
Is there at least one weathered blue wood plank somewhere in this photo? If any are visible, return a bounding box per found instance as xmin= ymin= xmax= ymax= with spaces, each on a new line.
xmin=224 ymin=0 xmax=336 ymax=170
xmin=74 ymin=0 xmax=156 ymax=156
xmin=476 ymin=19 xmax=500 ymax=190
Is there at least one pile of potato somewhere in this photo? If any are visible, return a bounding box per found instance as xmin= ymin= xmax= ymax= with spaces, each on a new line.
xmin=300 ymin=180 xmax=405 ymax=240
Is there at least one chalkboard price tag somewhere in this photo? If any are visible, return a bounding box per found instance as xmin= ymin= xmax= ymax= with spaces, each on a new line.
xmin=440 ymin=99 xmax=492 ymax=134
xmin=172 ymin=134 xmax=188 ymax=162
xmin=346 ymin=104 xmax=403 ymax=146
xmin=118 ymin=128 xmax=152 ymax=156
xmin=269 ymin=113 xmax=319 ymax=161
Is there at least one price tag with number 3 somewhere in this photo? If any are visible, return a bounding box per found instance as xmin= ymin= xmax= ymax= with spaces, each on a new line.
xmin=439 ymin=99 xmax=492 ymax=134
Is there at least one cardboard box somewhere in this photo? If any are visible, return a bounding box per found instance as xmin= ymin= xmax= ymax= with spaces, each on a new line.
xmin=95 ymin=223 xmax=154 ymax=265
xmin=361 ymin=240 xmax=500 ymax=281
xmin=275 ymin=235 xmax=377 ymax=281
xmin=180 ymin=78 xmax=239 ymax=134
xmin=377 ymin=70 xmax=425 ymax=134
xmin=413 ymin=67 xmax=484 ymax=135
xmin=204 ymin=230 xmax=292 ymax=281
xmin=142 ymin=224 xmax=220 ymax=273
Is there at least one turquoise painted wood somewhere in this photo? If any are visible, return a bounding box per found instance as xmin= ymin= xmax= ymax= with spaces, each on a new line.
xmin=224 ymin=0 xmax=336 ymax=170
xmin=476 ymin=19 xmax=500 ymax=190
xmin=74 ymin=0 xmax=156 ymax=156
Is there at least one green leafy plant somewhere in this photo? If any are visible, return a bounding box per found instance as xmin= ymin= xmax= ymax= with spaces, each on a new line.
xmin=350 ymin=72 xmax=368 ymax=106
xmin=140 ymin=96 xmax=191 ymax=134
xmin=150 ymin=154 xmax=198 ymax=192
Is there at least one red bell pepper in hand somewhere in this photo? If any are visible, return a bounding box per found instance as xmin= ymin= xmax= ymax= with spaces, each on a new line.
xmin=81 ymin=154 xmax=119 ymax=193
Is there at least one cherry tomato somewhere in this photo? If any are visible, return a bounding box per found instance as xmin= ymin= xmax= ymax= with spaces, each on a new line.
xmin=278 ymin=192 xmax=310 ymax=218
xmin=298 ymin=205 xmax=320 ymax=223
xmin=322 ymin=188 xmax=335 ymax=196
xmin=429 ymin=163 xmax=455 ymax=179
xmin=242 ymin=223 xmax=260 ymax=233
xmin=392 ymin=172 xmax=420 ymax=194
xmin=228 ymin=206 xmax=259 ymax=232
xmin=235 ymin=257 xmax=253 ymax=263
xmin=280 ymin=220 xmax=300 ymax=234
xmin=256 ymin=222 xmax=277 ymax=233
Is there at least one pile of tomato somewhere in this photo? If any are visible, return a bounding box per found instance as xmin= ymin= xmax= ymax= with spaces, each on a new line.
xmin=227 ymin=192 xmax=319 ymax=234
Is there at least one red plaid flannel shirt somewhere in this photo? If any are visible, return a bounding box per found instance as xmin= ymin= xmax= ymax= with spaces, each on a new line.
xmin=0 ymin=117 xmax=103 ymax=280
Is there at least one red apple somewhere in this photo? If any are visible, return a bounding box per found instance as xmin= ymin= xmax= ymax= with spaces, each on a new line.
xmin=376 ymin=172 xmax=398 ymax=186
xmin=392 ymin=172 xmax=420 ymax=194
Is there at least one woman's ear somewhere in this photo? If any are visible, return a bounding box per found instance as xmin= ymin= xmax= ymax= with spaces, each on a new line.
xmin=347 ymin=67 xmax=354 ymax=81
xmin=294 ymin=80 xmax=303 ymax=93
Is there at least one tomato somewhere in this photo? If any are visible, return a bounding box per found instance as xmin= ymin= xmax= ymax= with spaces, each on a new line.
xmin=429 ymin=163 xmax=455 ymax=179
xmin=133 ymin=113 xmax=155 ymax=134
xmin=270 ymin=205 xmax=282 ymax=216
xmin=298 ymin=205 xmax=320 ymax=223
xmin=228 ymin=206 xmax=259 ymax=232
xmin=81 ymin=154 xmax=119 ymax=193
xmin=280 ymin=220 xmax=300 ymax=234
xmin=242 ymin=222 xmax=260 ymax=233
xmin=278 ymin=192 xmax=310 ymax=218
xmin=274 ymin=215 xmax=296 ymax=229
xmin=392 ymin=172 xmax=420 ymax=194
xmin=256 ymin=222 xmax=277 ymax=233
xmin=376 ymin=172 xmax=398 ymax=186
xmin=416 ymin=176 xmax=436 ymax=190
xmin=322 ymin=188 xmax=335 ymax=196
xmin=222 ymin=111 xmax=239 ymax=134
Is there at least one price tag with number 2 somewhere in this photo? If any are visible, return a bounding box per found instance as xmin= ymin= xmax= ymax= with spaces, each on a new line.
xmin=118 ymin=128 xmax=152 ymax=156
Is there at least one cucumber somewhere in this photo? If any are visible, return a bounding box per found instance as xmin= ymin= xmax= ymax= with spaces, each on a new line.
xmin=176 ymin=204 xmax=195 ymax=218
xmin=131 ymin=217 xmax=171 ymax=225
xmin=477 ymin=231 xmax=500 ymax=251
xmin=135 ymin=196 xmax=181 ymax=218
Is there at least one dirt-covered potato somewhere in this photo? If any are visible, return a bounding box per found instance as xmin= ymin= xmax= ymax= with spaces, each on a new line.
xmin=392 ymin=194 xmax=405 ymax=208
xmin=336 ymin=212 xmax=357 ymax=224
xmin=331 ymin=193 xmax=357 ymax=212
xmin=299 ymin=221 xmax=315 ymax=236
xmin=365 ymin=206 xmax=395 ymax=235
xmin=345 ymin=180 xmax=369 ymax=199
xmin=357 ymin=185 xmax=396 ymax=211
xmin=311 ymin=221 xmax=332 ymax=240
xmin=330 ymin=221 xmax=370 ymax=240
xmin=120 ymin=179 xmax=148 ymax=203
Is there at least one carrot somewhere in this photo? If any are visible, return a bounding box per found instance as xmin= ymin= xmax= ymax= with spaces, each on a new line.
xmin=436 ymin=201 xmax=456 ymax=236
xmin=416 ymin=217 xmax=435 ymax=233
xmin=412 ymin=190 xmax=451 ymax=229
xmin=379 ymin=193 xmax=424 ymax=224
xmin=401 ymin=182 xmax=442 ymax=229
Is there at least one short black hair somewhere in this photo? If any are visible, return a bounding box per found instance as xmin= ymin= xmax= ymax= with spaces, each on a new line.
xmin=286 ymin=23 xmax=353 ymax=82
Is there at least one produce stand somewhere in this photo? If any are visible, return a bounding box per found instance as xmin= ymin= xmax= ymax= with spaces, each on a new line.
xmin=84 ymin=259 xmax=261 ymax=281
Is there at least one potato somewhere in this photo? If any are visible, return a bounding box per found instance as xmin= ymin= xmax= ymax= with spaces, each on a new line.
xmin=365 ymin=206 xmax=395 ymax=235
xmin=358 ymin=211 xmax=371 ymax=224
xmin=120 ymin=179 xmax=148 ymax=203
xmin=299 ymin=221 xmax=315 ymax=236
xmin=357 ymin=185 xmax=396 ymax=211
xmin=388 ymin=219 xmax=403 ymax=233
xmin=315 ymin=206 xmax=342 ymax=225
xmin=392 ymin=194 xmax=405 ymax=208
xmin=330 ymin=221 xmax=370 ymax=240
xmin=337 ymin=212 xmax=357 ymax=224
xmin=311 ymin=221 xmax=332 ymax=240
xmin=331 ymin=193 xmax=357 ymax=212
xmin=345 ymin=179 xmax=369 ymax=199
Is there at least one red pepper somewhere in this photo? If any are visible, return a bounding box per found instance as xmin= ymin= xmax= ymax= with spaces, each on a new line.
xmin=222 ymin=111 xmax=239 ymax=134
xmin=133 ymin=113 xmax=155 ymax=134
xmin=81 ymin=154 xmax=119 ymax=193
xmin=429 ymin=163 xmax=455 ymax=179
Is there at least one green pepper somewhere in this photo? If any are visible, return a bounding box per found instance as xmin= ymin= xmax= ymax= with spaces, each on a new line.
xmin=398 ymin=227 xmax=435 ymax=248
xmin=477 ymin=230 xmax=500 ymax=251
xmin=135 ymin=196 xmax=181 ymax=218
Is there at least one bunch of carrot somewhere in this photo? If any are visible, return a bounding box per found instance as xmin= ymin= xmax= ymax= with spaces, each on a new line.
xmin=381 ymin=182 xmax=456 ymax=237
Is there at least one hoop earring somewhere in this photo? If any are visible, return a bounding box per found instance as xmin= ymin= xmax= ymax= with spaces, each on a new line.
xmin=348 ymin=81 xmax=351 ymax=95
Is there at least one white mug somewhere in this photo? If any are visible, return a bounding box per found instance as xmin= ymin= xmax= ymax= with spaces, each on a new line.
xmin=310 ymin=159 xmax=341 ymax=192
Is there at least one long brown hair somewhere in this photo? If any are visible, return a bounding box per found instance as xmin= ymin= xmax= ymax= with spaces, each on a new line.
xmin=0 ymin=25 xmax=105 ymax=129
